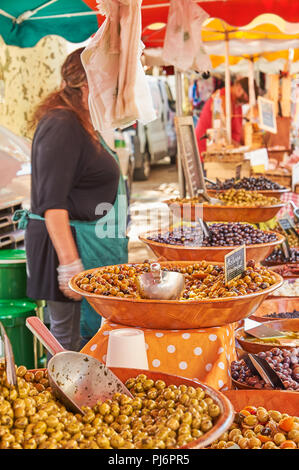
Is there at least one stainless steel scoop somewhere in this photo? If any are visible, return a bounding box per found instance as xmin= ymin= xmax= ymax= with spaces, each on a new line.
xmin=136 ymin=262 xmax=185 ymax=300
xmin=0 ymin=322 xmax=18 ymax=389
xmin=289 ymin=200 xmax=299 ymax=222
xmin=26 ymin=317 xmax=133 ymax=415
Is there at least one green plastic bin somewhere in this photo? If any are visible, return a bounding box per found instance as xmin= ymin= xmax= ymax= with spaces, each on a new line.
xmin=0 ymin=249 xmax=27 ymax=299
xmin=0 ymin=299 xmax=37 ymax=369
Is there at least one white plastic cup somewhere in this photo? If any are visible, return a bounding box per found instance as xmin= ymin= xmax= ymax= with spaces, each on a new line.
xmin=106 ymin=328 xmax=149 ymax=370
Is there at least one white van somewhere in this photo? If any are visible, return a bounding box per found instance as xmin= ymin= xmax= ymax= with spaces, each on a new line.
xmin=124 ymin=75 xmax=177 ymax=181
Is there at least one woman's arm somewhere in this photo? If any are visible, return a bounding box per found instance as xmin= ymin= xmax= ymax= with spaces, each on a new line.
xmin=45 ymin=209 xmax=79 ymax=265
xmin=45 ymin=209 xmax=82 ymax=300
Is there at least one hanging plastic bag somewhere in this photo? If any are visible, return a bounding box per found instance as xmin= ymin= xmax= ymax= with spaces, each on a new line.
xmin=81 ymin=0 xmax=155 ymax=132
xmin=162 ymin=0 xmax=211 ymax=73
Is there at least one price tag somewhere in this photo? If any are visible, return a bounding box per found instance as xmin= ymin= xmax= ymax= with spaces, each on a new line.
xmin=225 ymin=245 xmax=246 ymax=284
xmin=244 ymin=148 xmax=269 ymax=174
xmin=235 ymin=164 xmax=242 ymax=180
xmin=278 ymin=215 xmax=299 ymax=241
xmin=292 ymin=162 xmax=299 ymax=191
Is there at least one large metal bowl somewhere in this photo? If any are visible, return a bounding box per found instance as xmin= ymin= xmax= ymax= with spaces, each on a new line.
xmin=164 ymin=200 xmax=286 ymax=223
xmin=69 ymin=261 xmax=283 ymax=329
xmin=139 ymin=230 xmax=285 ymax=264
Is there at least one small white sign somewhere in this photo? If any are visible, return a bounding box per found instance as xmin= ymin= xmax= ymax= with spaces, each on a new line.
xmin=244 ymin=148 xmax=269 ymax=172
xmin=292 ymin=161 xmax=299 ymax=191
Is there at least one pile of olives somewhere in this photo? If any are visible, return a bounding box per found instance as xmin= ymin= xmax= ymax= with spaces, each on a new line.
xmin=206 ymin=176 xmax=286 ymax=191
xmin=210 ymin=406 xmax=299 ymax=449
xmin=264 ymin=247 xmax=299 ymax=265
xmin=211 ymin=189 xmax=281 ymax=207
xmin=148 ymin=223 xmax=278 ymax=247
xmin=169 ymin=189 xmax=281 ymax=207
xmin=75 ymin=261 xmax=278 ymax=300
xmin=0 ymin=365 xmax=222 ymax=449
xmin=265 ymin=310 xmax=299 ymax=320
xmin=231 ymin=347 xmax=299 ymax=391
xmin=274 ymin=224 xmax=299 ymax=248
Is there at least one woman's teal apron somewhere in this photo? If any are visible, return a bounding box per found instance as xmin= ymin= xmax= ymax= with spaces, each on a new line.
xmin=13 ymin=135 xmax=129 ymax=339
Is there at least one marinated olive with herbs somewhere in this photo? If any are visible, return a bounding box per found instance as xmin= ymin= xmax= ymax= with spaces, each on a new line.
xmin=210 ymin=405 xmax=299 ymax=449
xmin=75 ymin=260 xmax=277 ymax=300
xmin=169 ymin=189 xmax=281 ymax=207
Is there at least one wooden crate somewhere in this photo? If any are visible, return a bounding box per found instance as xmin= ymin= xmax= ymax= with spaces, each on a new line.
xmin=203 ymin=151 xmax=245 ymax=163
xmin=244 ymin=122 xmax=264 ymax=149
xmin=253 ymin=171 xmax=292 ymax=188
xmin=204 ymin=160 xmax=251 ymax=181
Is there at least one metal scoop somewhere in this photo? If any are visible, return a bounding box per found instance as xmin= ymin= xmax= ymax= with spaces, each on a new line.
xmin=244 ymin=318 xmax=299 ymax=347
xmin=0 ymin=322 xmax=18 ymax=389
xmin=26 ymin=317 xmax=133 ymax=415
xmin=289 ymin=200 xmax=299 ymax=222
xmin=136 ymin=262 xmax=185 ymax=300
xmin=196 ymin=188 xmax=223 ymax=205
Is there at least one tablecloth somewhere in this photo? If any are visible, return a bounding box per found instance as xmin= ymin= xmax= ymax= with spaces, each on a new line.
xmin=80 ymin=320 xmax=237 ymax=391
xmin=279 ymin=192 xmax=299 ymax=218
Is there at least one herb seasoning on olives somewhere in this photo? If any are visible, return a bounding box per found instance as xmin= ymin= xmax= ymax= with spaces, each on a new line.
xmin=75 ymin=261 xmax=278 ymax=300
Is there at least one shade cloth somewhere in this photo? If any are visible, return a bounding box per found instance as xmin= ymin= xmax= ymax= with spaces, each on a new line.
xmin=80 ymin=319 xmax=237 ymax=391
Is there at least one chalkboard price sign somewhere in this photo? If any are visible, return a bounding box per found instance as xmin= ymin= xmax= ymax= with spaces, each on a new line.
xmin=258 ymin=97 xmax=277 ymax=134
xmin=278 ymin=215 xmax=299 ymax=241
xmin=225 ymin=245 xmax=246 ymax=284
xmin=174 ymin=116 xmax=207 ymax=198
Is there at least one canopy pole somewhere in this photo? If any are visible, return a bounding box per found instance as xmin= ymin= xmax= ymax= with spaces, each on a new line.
xmin=224 ymin=31 xmax=231 ymax=144
xmin=174 ymin=68 xmax=186 ymax=198
xmin=248 ymin=57 xmax=256 ymax=122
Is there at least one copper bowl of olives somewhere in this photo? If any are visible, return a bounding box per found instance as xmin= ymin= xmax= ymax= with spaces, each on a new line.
xmin=213 ymin=389 xmax=299 ymax=449
xmin=139 ymin=228 xmax=285 ymax=264
xmin=207 ymin=188 xmax=290 ymax=200
xmin=14 ymin=366 xmax=234 ymax=449
xmin=69 ymin=261 xmax=283 ymax=329
xmin=250 ymin=297 xmax=299 ymax=322
xmin=231 ymin=347 xmax=299 ymax=392
xmin=110 ymin=368 xmax=235 ymax=449
xmin=164 ymin=199 xmax=285 ymax=223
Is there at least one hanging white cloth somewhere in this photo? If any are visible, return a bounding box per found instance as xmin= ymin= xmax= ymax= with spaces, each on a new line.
xmin=162 ymin=0 xmax=211 ymax=73
xmin=81 ymin=0 xmax=155 ymax=132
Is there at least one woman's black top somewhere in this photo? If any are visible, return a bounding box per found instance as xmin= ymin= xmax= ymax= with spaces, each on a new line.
xmin=26 ymin=108 xmax=120 ymax=301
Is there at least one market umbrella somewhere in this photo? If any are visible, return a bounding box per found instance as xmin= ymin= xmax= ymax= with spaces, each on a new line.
xmin=0 ymin=0 xmax=102 ymax=47
xmin=2 ymin=1 xmax=299 ymax=48
xmin=142 ymin=13 xmax=299 ymax=142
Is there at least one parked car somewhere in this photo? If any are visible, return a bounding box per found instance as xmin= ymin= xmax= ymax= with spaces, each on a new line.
xmin=0 ymin=125 xmax=31 ymax=209
xmin=124 ymin=76 xmax=177 ymax=181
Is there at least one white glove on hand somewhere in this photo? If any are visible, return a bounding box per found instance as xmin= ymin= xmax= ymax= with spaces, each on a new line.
xmin=57 ymin=259 xmax=84 ymax=301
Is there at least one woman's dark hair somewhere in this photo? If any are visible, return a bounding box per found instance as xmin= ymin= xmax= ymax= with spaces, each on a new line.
xmin=30 ymin=48 xmax=97 ymax=140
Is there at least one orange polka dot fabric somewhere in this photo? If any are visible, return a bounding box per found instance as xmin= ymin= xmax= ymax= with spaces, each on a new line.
xmin=80 ymin=321 xmax=237 ymax=391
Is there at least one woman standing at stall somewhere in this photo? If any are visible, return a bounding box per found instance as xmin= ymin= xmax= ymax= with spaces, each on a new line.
xmin=17 ymin=48 xmax=128 ymax=352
